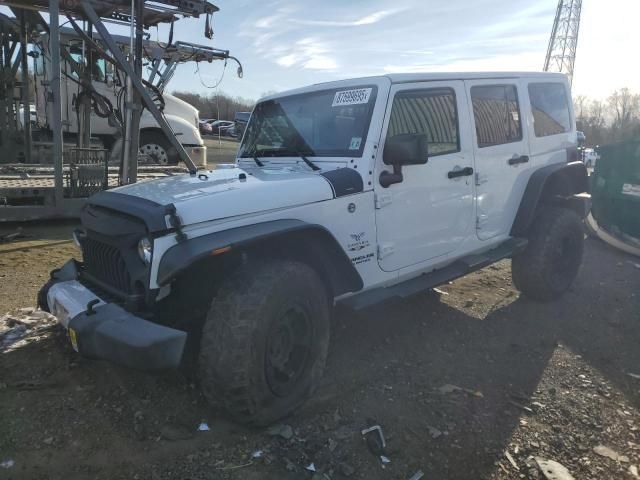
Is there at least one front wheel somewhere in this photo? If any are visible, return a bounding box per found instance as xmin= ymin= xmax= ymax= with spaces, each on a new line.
xmin=198 ymin=260 xmax=331 ymax=426
xmin=139 ymin=130 xmax=178 ymax=165
xmin=512 ymin=207 xmax=584 ymax=302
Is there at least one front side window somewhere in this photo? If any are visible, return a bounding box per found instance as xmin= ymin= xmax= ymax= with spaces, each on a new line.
xmin=66 ymin=45 xmax=108 ymax=83
xmin=528 ymin=83 xmax=571 ymax=137
xmin=386 ymin=88 xmax=459 ymax=157
xmin=239 ymin=86 xmax=377 ymax=158
xmin=471 ymin=85 xmax=522 ymax=148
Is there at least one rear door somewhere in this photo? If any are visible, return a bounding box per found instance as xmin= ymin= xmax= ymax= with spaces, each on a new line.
xmin=465 ymin=80 xmax=532 ymax=240
xmin=374 ymin=81 xmax=475 ymax=272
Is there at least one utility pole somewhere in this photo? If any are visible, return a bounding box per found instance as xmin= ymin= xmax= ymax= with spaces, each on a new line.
xmin=543 ymin=0 xmax=582 ymax=87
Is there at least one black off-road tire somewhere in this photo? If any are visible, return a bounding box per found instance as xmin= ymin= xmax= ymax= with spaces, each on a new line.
xmin=37 ymin=279 xmax=55 ymax=312
xmin=198 ymin=260 xmax=331 ymax=426
xmin=512 ymin=207 xmax=584 ymax=302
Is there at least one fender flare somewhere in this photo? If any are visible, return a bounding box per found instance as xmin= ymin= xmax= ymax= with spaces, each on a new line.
xmin=511 ymin=161 xmax=590 ymax=236
xmin=156 ymin=219 xmax=364 ymax=295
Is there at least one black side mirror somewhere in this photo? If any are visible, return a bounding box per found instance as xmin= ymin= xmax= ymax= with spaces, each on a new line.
xmin=380 ymin=134 xmax=428 ymax=188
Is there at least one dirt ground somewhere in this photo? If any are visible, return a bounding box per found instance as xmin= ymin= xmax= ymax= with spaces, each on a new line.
xmin=1 ymin=223 xmax=640 ymax=480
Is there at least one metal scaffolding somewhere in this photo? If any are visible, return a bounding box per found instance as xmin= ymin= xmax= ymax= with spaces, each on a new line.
xmin=543 ymin=0 xmax=582 ymax=87
xmin=0 ymin=0 xmax=228 ymax=221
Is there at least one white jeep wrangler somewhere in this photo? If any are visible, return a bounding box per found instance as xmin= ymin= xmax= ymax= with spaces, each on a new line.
xmin=40 ymin=72 xmax=589 ymax=425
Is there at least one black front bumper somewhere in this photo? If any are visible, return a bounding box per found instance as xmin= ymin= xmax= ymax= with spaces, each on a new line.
xmin=42 ymin=260 xmax=186 ymax=370
xmin=68 ymin=303 xmax=186 ymax=370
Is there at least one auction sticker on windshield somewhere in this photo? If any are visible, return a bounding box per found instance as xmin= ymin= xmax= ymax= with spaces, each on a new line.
xmin=333 ymin=88 xmax=372 ymax=107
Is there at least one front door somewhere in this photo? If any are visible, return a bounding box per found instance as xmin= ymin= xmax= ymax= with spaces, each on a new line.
xmin=465 ymin=80 xmax=531 ymax=240
xmin=374 ymin=81 xmax=475 ymax=272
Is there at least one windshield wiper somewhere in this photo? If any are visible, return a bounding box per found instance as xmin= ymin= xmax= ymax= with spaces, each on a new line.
xmin=299 ymin=154 xmax=320 ymax=171
xmin=252 ymin=155 xmax=264 ymax=167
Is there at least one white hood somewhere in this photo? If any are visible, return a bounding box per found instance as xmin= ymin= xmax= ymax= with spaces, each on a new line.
xmin=161 ymin=93 xmax=199 ymax=124
xmin=112 ymin=166 xmax=335 ymax=226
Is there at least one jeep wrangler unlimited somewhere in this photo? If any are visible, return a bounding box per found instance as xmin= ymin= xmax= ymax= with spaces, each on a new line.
xmin=39 ymin=72 xmax=589 ymax=425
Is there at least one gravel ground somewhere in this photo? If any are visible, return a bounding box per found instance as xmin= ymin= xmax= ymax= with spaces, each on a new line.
xmin=0 ymin=223 xmax=639 ymax=480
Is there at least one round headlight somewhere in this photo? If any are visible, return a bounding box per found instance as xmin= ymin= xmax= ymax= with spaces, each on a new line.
xmin=137 ymin=237 xmax=153 ymax=265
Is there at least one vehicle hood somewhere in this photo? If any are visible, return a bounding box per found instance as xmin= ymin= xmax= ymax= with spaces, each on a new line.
xmin=162 ymin=93 xmax=199 ymax=122
xmin=110 ymin=166 xmax=335 ymax=226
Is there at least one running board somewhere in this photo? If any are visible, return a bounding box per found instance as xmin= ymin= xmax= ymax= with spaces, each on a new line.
xmin=341 ymin=237 xmax=528 ymax=310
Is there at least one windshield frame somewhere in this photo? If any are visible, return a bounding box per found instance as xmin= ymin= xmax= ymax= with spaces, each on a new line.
xmin=239 ymin=84 xmax=379 ymax=159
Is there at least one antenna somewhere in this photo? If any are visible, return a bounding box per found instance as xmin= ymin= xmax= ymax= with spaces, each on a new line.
xmin=543 ymin=0 xmax=582 ymax=87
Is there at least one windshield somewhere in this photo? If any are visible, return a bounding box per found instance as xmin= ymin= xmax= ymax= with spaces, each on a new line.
xmin=239 ymin=85 xmax=377 ymax=158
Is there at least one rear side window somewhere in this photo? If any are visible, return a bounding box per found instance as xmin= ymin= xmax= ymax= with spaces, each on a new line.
xmin=471 ymin=85 xmax=522 ymax=148
xmin=528 ymin=83 xmax=571 ymax=137
xmin=387 ymin=88 xmax=459 ymax=157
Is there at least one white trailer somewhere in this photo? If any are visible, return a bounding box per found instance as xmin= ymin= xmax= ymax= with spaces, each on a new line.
xmin=32 ymin=28 xmax=240 ymax=166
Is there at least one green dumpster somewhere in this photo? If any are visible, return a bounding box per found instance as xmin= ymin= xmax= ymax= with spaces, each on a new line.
xmin=589 ymin=139 xmax=640 ymax=255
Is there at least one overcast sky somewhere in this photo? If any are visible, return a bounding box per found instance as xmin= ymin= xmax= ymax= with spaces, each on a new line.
xmin=4 ymin=0 xmax=639 ymax=100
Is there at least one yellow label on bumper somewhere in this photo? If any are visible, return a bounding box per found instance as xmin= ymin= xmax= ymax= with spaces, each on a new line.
xmin=68 ymin=328 xmax=79 ymax=352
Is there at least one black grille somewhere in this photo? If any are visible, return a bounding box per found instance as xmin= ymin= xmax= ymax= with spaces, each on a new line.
xmin=82 ymin=237 xmax=132 ymax=294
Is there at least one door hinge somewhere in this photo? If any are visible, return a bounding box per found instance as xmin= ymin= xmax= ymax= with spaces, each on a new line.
xmin=377 ymin=243 xmax=395 ymax=259
xmin=375 ymin=192 xmax=393 ymax=209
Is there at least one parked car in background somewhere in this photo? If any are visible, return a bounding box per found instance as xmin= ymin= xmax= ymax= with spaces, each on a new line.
xmin=222 ymin=125 xmax=237 ymax=137
xmin=234 ymin=111 xmax=251 ymax=139
xmin=199 ymin=120 xmax=214 ymax=135
xmin=583 ymin=147 xmax=599 ymax=168
xmin=209 ymin=120 xmax=234 ymax=135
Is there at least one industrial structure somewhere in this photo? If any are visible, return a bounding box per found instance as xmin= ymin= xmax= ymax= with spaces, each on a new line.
xmin=0 ymin=0 xmax=238 ymax=221
xmin=543 ymin=0 xmax=582 ymax=86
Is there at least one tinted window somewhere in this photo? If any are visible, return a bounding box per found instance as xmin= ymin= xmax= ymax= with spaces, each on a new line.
xmin=239 ymin=86 xmax=377 ymax=158
xmin=528 ymin=83 xmax=571 ymax=137
xmin=471 ymin=85 xmax=522 ymax=147
xmin=387 ymin=88 xmax=459 ymax=156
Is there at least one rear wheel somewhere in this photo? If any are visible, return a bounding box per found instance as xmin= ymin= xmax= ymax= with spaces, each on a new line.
xmin=512 ymin=207 xmax=584 ymax=302
xmin=139 ymin=130 xmax=178 ymax=165
xmin=198 ymin=260 xmax=330 ymax=426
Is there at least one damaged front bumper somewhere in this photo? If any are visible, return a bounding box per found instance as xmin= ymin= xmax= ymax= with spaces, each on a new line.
xmin=43 ymin=261 xmax=186 ymax=370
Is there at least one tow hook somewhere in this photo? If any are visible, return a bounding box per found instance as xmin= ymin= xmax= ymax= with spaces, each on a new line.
xmin=86 ymin=299 xmax=101 ymax=316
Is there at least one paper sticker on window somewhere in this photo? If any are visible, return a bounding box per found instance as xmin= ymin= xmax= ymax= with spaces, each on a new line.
xmin=349 ymin=137 xmax=362 ymax=150
xmin=333 ymin=88 xmax=372 ymax=107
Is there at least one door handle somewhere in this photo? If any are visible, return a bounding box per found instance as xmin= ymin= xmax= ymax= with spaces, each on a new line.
xmin=508 ymin=155 xmax=529 ymax=165
xmin=448 ymin=166 xmax=474 ymax=179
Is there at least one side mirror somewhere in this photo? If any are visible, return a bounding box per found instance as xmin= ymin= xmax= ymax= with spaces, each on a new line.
xmin=380 ymin=134 xmax=428 ymax=188
xmin=106 ymin=73 xmax=114 ymax=88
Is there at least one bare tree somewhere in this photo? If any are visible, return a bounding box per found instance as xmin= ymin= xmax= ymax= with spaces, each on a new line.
xmin=581 ymin=99 xmax=608 ymax=146
xmin=607 ymin=88 xmax=640 ymax=140
xmin=171 ymin=91 xmax=254 ymax=121
xmin=573 ymin=94 xmax=588 ymax=123
xmin=589 ymin=100 xmax=606 ymax=128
